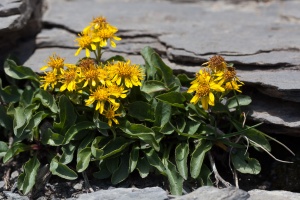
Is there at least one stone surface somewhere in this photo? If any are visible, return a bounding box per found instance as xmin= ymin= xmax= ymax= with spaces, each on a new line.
xmin=0 ymin=0 xmax=44 ymax=70
xmin=174 ymin=186 xmax=249 ymax=200
xmin=248 ymin=189 xmax=300 ymax=200
xmin=69 ymin=187 xmax=169 ymax=200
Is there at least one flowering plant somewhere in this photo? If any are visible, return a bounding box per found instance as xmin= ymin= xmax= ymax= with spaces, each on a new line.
xmin=0 ymin=16 xmax=293 ymax=197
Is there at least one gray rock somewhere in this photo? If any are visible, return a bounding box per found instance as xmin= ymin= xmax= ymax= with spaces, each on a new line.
xmin=248 ymin=189 xmax=300 ymax=200
xmin=71 ymin=187 xmax=169 ymax=200
xmin=174 ymin=186 xmax=249 ymax=200
xmin=3 ymin=191 xmax=30 ymax=200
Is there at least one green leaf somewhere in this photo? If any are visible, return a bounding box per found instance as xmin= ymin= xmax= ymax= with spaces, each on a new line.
xmin=231 ymin=151 xmax=261 ymax=174
xmin=141 ymin=80 xmax=168 ymax=93
xmin=50 ymin=156 xmax=78 ymax=180
xmin=3 ymin=143 xmax=30 ymax=163
xmin=128 ymin=101 xmax=155 ymax=122
xmin=144 ymin=148 xmax=166 ymax=174
xmin=160 ymin=122 xmax=175 ymax=135
xmin=129 ymin=145 xmax=139 ymax=173
xmin=54 ymin=95 xmax=77 ymax=132
xmin=136 ymin=157 xmax=150 ymax=178
xmin=76 ymin=147 xmax=92 ymax=173
xmin=198 ymin=164 xmax=213 ymax=186
xmin=190 ymin=140 xmax=212 ymax=179
xmin=101 ymin=137 xmax=131 ymax=159
xmin=156 ymin=91 xmax=186 ymax=108
xmin=104 ymin=55 xmax=126 ymax=63
xmin=154 ymin=101 xmax=171 ymax=127
xmin=34 ymin=89 xmax=58 ymax=113
xmin=106 ymin=157 xmax=120 ymax=174
xmin=63 ymin=121 xmax=96 ymax=145
xmin=4 ymin=59 xmax=40 ymax=84
xmin=227 ymin=95 xmax=252 ymax=109
xmin=0 ymin=141 xmax=8 ymax=158
xmin=26 ymin=111 xmax=47 ymax=132
xmin=0 ymin=79 xmax=20 ymax=103
xmin=41 ymin=129 xmax=64 ymax=146
xmin=175 ymin=143 xmax=189 ymax=180
xmin=165 ymin=160 xmax=184 ymax=195
xmin=17 ymin=156 xmax=40 ymax=195
xmin=91 ymin=136 xmax=104 ymax=159
xmin=93 ymin=161 xmax=112 ymax=179
xmin=20 ymin=87 xmax=36 ymax=107
xmin=111 ymin=153 xmax=130 ymax=184
xmin=60 ymin=142 xmax=76 ymax=164
xmin=122 ymin=123 xmax=160 ymax=151
xmin=0 ymin=105 xmax=13 ymax=130
xmin=141 ymin=46 xmax=175 ymax=87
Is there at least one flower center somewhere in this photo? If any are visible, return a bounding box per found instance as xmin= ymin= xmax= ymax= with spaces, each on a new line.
xmin=94 ymin=88 xmax=109 ymax=101
xmin=196 ymin=83 xmax=210 ymax=97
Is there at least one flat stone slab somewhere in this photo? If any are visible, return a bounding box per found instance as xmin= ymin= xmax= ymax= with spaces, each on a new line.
xmin=248 ymin=189 xmax=300 ymax=200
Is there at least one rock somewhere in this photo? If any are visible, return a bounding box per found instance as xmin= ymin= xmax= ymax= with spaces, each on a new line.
xmin=10 ymin=171 xmax=19 ymax=180
xmin=248 ymin=189 xmax=300 ymax=200
xmin=174 ymin=186 xmax=249 ymax=200
xmin=73 ymin=183 xmax=83 ymax=191
xmin=0 ymin=0 xmax=44 ymax=69
xmin=3 ymin=191 xmax=30 ymax=200
xmin=0 ymin=180 xmax=5 ymax=191
xmin=70 ymin=187 xmax=169 ymax=200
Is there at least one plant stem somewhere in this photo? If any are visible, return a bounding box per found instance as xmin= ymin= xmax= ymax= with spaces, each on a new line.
xmin=208 ymin=151 xmax=232 ymax=188
xmin=82 ymin=171 xmax=94 ymax=192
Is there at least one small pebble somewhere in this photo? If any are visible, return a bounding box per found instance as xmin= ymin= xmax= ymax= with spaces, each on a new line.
xmin=73 ymin=183 xmax=83 ymax=190
xmin=10 ymin=171 xmax=19 ymax=180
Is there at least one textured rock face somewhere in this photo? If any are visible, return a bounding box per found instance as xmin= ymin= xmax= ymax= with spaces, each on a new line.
xmin=0 ymin=0 xmax=44 ymax=67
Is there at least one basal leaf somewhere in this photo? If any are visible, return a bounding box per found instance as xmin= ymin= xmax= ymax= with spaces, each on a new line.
xmin=165 ymin=160 xmax=184 ymax=195
xmin=41 ymin=129 xmax=64 ymax=146
xmin=4 ymin=59 xmax=39 ymax=84
xmin=76 ymin=147 xmax=92 ymax=173
xmin=100 ymin=137 xmax=131 ymax=159
xmin=128 ymin=101 xmax=155 ymax=122
xmin=60 ymin=142 xmax=76 ymax=164
xmin=111 ymin=153 xmax=130 ymax=184
xmin=175 ymin=143 xmax=189 ymax=180
xmin=0 ymin=105 xmax=13 ymax=130
xmin=18 ymin=156 xmax=40 ymax=195
xmin=144 ymin=148 xmax=166 ymax=174
xmin=50 ymin=156 xmax=78 ymax=180
xmin=141 ymin=46 xmax=175 ymax=87
xmin=0 ymin=79 xmax=20 ymax=103
xmin=136 ymin=157 xmax=150 ymax=178
xmin=141 ymin=80 xmax=168 ymax=93
xmin=231 ymin=151 xmax=261 ymax=174
xmin=154 ymin=101 xmax=171 ymax=127
xmin=91 ymin=136 xmax=104 ymax=159
xmin=54 ymin=95 xmax=77 ymax=132
xmin=129 ymin=145 xmax=139 ymax=173
xmin=156 ymin=91 xmax=186 ymax=108
xmin=227 ymin=95 xmax=252 ymax=109
xmin=190 ymin=140 xmax=212 ymax=179
xmin=3 ymin=143 xmax=30 ymax=163
xmin=0 ymin=141 xmax=8 ymax=158
xmin=34 ymin=89 xmax=58 ymax=113
xmin=63 ymin=121 xmax=96 ymax=145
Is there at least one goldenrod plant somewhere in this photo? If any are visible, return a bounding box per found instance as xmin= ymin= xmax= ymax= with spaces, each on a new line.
xmin=0 ymin=16 xmax=294 ymax=196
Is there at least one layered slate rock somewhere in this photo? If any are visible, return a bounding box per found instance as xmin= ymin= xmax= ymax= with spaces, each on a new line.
xmin=0 ymin=0 xmax=44 ymax=67
xmin=21 ymin=0 xmax=300 ymax=136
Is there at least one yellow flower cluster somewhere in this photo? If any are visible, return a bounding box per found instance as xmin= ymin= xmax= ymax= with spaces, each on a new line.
xmin=187 ymin=55 xmax=243 ymax=110
xmin=40 ymin=55 xmax=144 ymax=126
xmin=75 ymin=16 xmax=121 ymax=58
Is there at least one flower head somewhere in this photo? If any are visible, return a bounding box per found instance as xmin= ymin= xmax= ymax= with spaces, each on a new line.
xmin=203 ymin=55 xmax=227 ymax=72
xmin=74 ymin=34 xmax=97 ymax=57
xmin=109 ymin=60 xmax=144 ymax=88
xmin=188 ymin=71 xmax=224 ymax=110
xmin=103 ymin=105 xmax=121 ymax=126
xmin=40 ymin=71 xmax=59 ymax=90
xmin=59 ymin=65 xmax=81 ymax=92
xmin=41 ymin=54 xmax=65 ymax=73
xmin=85 ymin=86 xmax=119 ymax=114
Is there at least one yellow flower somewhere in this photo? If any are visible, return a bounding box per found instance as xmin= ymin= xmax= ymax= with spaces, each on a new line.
xmin=74 ymin=34 xmax=97 ymax=57
xmin=81 ymin=65 xmax=100 ymax=88
xmin=103 ymin=105 xmax=121 ymax=127
xmin=203 ymin=55 xmax=227 ymax=72
xmin=85 ymin=86 xmax=119 ymax=114
xmin=40 ymin=54 xmax=65 ymax=73
xmin=40 ymin=71 xmax=59 ymax=90
xmin=94 ymin=28 xmax=121 ymax=48
xmin=109 ymin=60 xmax=144 ymax=88
xmin=225 ymin=80 xmax=244 ymax=93
xmin=107 ymin=84 xmax=128 ymax=98
xmin=187 ymin=74 xmax=224 ymax=110
xmin=59 ymin=65 xmax=81 ymax=92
